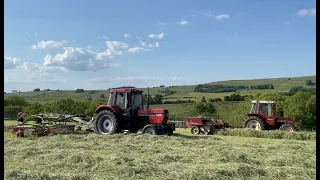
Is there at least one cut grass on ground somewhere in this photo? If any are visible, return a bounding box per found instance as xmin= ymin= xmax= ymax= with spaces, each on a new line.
xmin=4 ymin=130 xmax=316 ymax=180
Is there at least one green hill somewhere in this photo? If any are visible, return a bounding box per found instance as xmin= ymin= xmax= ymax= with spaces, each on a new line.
xmin=4 ymin=75 xmax=316 ymax=104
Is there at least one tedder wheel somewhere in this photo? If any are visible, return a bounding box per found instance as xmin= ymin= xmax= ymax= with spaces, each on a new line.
xmin=279 ymin=123 xmax=296 ymax=131
xmin=142 ymin=124 xmax=160 ymax=135
xmin=191 ymin=126 xmax=200 ymax=134
xmin=92 ymin=110 xmax=118 ymax=135
xmin=243 ymin=116 xmax=266 ymax=130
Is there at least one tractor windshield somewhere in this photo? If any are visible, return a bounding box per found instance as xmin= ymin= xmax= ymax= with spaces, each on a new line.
xmin=131 ymin=93 xmax=143 ymax=110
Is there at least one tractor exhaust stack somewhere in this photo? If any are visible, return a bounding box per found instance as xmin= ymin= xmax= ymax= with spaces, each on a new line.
xmin=147 ymin=87 xmax=150 ymax=109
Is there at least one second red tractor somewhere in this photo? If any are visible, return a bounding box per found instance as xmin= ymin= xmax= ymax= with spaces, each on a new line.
xmin=242 ymin=100 xmax=297 ymax=131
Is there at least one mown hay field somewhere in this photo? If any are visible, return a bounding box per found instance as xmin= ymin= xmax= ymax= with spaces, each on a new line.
xmin=4 ymin=124 xmax=316 ymax=180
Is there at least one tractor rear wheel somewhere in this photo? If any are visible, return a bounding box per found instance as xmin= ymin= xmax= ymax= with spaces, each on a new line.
xmin=166 ymin=125 xmax=174 ymax=136
xmin=142 ymin=124 xmax=160 ymax=135
xmin=279 ymin=123 xmax=296 ymax=131
xmin=243 ymin=116 xmax=266 ymax=130
xmin=93 ymin=110 xmax=118 ymax=135
xmin=191 ymin=126 xmax=200 ymax=134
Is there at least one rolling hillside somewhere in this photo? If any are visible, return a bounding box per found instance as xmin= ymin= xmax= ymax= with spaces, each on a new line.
xmin=4 ymin=75 xmax=316 ymax=104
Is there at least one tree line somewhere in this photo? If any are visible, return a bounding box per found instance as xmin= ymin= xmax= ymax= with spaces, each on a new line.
xmin=194 ymin=84 xmax=275 ymax=93
xmin=289 ymin=86 xmax=316 ymax=94
xmin=4 ymin=96 xmax=100 ymax=119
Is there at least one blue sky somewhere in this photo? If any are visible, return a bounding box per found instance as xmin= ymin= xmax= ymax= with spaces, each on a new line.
xmin=4 ymin=0 xmax=316 ymax=92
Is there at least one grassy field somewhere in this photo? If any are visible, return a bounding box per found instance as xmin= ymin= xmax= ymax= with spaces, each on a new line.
xmin=4 ymin=125 xmax=316 ymax=180
xmin=4 ymin=75 xmax=316 ymax=104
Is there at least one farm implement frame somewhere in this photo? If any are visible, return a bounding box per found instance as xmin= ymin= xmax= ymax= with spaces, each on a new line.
xmin=6 ymin=114 xmax=93 ymax=137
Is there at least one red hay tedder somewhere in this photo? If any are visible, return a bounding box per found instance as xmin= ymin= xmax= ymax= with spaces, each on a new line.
xmin=185 ymin=117 xmax=230 ymax=135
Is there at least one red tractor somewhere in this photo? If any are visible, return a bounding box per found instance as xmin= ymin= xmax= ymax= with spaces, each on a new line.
xmin=242 ymin=100 xmax=297 ymax=131
xmin=90 ymin=87 xmax=175 ymax=135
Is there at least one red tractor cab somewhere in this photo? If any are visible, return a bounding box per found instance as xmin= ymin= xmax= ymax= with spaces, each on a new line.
xmin=242 ymin=100 xmax=296 ymax=131
xmin=91 ymin=87 xmax=175 ymax=135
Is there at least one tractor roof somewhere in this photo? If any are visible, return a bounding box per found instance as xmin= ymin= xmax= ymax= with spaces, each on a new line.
xmin=108 ymin=87 xmax=143 ymax=93
xmin=251 ymin=100 xmax=276 ymax=104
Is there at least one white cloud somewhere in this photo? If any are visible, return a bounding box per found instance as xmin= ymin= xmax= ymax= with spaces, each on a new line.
xmin=148 ymin=32 xmax=164 ymax=39
xmin=140 ymin=41 xmax=147 ymax=47
xmin=177 ymin=20 xmax=188 ymax=25
xmin=106 ymin=41 xmax=128 ymax=52
xmin=135 ymin=36 xmax=142 ymax=39
xmin=140 ymin=41 xmax=160 ymax=48
xmin=35 ymin=32 xmax=38 ymax=36
xmin=215 ymin=14 xmax=230 ymax=20
xmin=4 ymin=56 xmax=66 ymax=84
xmin=192 ymin=11 xmax=230 ymax=20
xmin=31 ymin=40 xmax=68 ymax=49
xmin=4 ymin=56 xmax=22 ymax=69
xmin=127 ymin=47 xmax=150 ymax=54
xmin=44 ymin=48 xmax=113 ymax=71
xmin=43 ymin=41 xmax=128 ymax=71
xmin=296 ymin=8 xmax=316 ymax=16
xmin=124 ymin=33 xmax=130 ymax=38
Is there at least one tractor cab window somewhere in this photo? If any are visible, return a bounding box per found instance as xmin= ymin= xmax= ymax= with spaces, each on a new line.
xmin=260 ymin=103 xmax=272 ymax=117
xmin=250 ymin=103 xmax=258 ymax=113
xmin=115 ymin=92 xmax=126 ymax=109
xmin=131 ymin=93 xmax=143 ymax=110
xmin=107 ymin=94 xmax=112 ymax=105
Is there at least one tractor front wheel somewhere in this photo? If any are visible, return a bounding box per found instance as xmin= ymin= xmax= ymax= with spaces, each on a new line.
xmin=142 ymin=124 xmax=160 ymax=135
xmin=279 ymin=123 xmax=296 ymax=131
xmin=243 ymin=116 xmax=266 ymax=130
xmin=93 ymin=110 xmax=118 ymax=135
xmin=191 ymin=126 xmax=200 ymax=134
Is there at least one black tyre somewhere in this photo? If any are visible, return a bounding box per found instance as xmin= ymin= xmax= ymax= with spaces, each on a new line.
xmin=243 ymin=116 xmax=266 ymax=130
xmin=167 ymin=125 xmax=174 ymax=136
xmin=92 ymin=110 xmax=118 ymax=135
xmin=207 ymin=125 xmax=216 ymax=135
xmin=279 ymin=123 xmax=296 ymax=131
xmin=191 ymin=126 xmax=200 ymax=134
xmin=142 ymin=124 xmax=160 ymax=135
